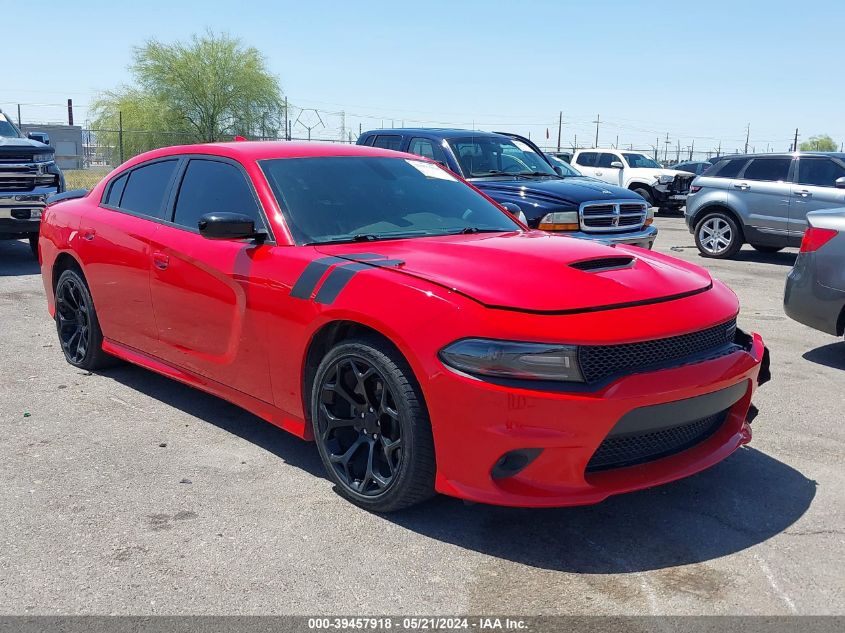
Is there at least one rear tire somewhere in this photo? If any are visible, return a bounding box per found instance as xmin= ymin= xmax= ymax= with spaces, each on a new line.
xmin=54 ymin=268 xmax=114 ymax=370
xmin=751 ymin=244 xmax=784 ymax=253
xmin=310 ymin=336 xmax=436 ymax=512
xmin=694 ymin=211 xmax=743 ymax=259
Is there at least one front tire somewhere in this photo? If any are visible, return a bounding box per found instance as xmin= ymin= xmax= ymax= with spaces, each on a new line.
xmin=311 ymin=337 xmax=435 ymax=512
xmin=632 ymin=187 xmax=654 ymax=208
xmin=695 ymin=211 xmax=743 ymax=259
xmin=28 ymin=234 xmax=39 ymax=257
xmin=54 ymin=268 xmax=113 ymax=370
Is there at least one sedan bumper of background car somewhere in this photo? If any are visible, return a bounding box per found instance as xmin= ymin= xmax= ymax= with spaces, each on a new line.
xmin=569 ymin=224 xmax=658 ymax=249
xmin=784 ymin=254 xmax=845 ymax=336
xmin=427 ymin=332 xmax=767 ymax=508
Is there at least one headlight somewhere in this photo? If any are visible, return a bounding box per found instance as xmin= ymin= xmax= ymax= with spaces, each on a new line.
xmin=538 ymin=211 xmax=579 ymax=232
xmin=33 ymin=153 xmax=54 ymax=163
xmin=644 ymin=207 xmax=655 ymax=226
xmin=439 ymin=338 xmax=584 ymax=382
xmin=656 ymin=174 xmax=673 ymax=184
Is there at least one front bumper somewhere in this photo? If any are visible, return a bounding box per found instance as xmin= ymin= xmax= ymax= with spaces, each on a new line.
xmin=0 ymin=186 xmax=57 ymax=238
xmin=428 ymin=331 xmax=767 ymax=507
xmin=568 ymin=224 xmax=658 ymax=249
xmin=784 ymin=253 xmax=845 ymax=336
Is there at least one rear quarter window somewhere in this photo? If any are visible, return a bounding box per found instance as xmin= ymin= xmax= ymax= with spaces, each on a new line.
xmin=709 ymin=158 xmax=748 ymax=179
xmin=575 ymin=152 xmax=598 ymax=167
xmin=372 ymin=135 xmax=403 ymax=150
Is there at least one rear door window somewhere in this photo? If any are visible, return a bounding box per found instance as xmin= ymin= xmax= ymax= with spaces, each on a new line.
xmin=796 ymin=157 xmax=845 ymax=187
xmin=173 ymin=159 xmax=262 ymax=231
xmin=575 ymin=152 xmax=598 ymax=167
xmin=372 ymin=135 xmax=402 ymax=151
xmin=596 ymin=153 xmax=619 ymax=168
xmin=711 ymin=158 xmax=748 ymax=179
xmin=119 ymin=160 xmax=179 ymax=219
xmin=408 ymin=137 xmax=448 ymax=165
xmin=741 ymin=158 xmax=792 ymax=182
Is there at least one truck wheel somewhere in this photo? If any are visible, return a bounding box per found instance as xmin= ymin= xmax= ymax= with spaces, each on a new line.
xmin=311 ymin=336 xmax=436 ymax=512
xmin=54 ymin=268 xmax=114 ymax=370
xmin=29 ymin=235 xmax=39 ymax=257
xmin=695 ymin=212 xmax=743 ymax=259
xmin=632 ymin=187 xmax=654 ymax=208
xmin=751 ymin=244 xmax=784 ymax=253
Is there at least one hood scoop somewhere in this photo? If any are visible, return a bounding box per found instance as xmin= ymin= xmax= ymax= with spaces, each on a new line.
xmin=569 ymin=256 xmax=635 ymax=273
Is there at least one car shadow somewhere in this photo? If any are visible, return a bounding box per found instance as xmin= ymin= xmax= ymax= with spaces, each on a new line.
xmin=99 ymin=363 xmax=814 ymax=574
xmin=721 ymin=249 xmax=797 ymax=267
xmin=0 ymin=239 xmax=40 ymax=276
xmin=803 ymin=341 xmax=845 ymax=370
xmin=384 ymin=447 xmax=815 ymax=574
xmin=100 ymin=363 xmax=325 ymax=478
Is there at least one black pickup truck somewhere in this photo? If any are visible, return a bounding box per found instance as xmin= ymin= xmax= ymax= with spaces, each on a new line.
xmin=0 ymin=109 xmax=65 ymax=255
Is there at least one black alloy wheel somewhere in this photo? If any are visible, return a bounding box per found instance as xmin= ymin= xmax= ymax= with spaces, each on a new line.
xmin=311 ymin=338 xmax=435 ymax=511
xmin=54 ymin=268 xmax=112 ymax=370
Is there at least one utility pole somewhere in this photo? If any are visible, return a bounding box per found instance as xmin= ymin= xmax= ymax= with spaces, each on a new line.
xmin=690 ymin=139 xmax=695 ymax=160
xmin=655 ymin=137 xmax=660 ymax=161
xmin=676 ymin=139 xmax=680 ymax=164
xmin=557 ymin=111 xmax=562 ymax=152
xmin=663 ymin=132 xmax=670 ymax=163
xmin=340 ymin=111 xmax=346 ymax=143
xmin=67 ymin=99 xmax=74 ymax=126
xmin=16 ymin=104 xmax=21 ymax=127
xmin=593 ymin=114 xmax=600 ymax=147
xmin=573 ymin=134 xmax=577 ymax=152
xmin=793 ymin=128 xmax=799 ymax=152
xmin=717 ymin=140 xmax=721 ymax=157
xmin=744 ymin=123 xmax=750 ymax=154
xmin=118 ymin=110 xmax=124 ymax=165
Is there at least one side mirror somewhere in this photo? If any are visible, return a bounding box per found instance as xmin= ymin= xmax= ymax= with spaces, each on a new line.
xmin=27 ymin=131 xmax=51 ymax=145
xmin=610 ymin=161 xmax=624 ymax=169
xmin=836 ymin=177 xmax=845 ymax=189
xmin=198 ymin=212 xmax=264 ymax=241
xmin=500 ymin=202 xmax=522 ymax=216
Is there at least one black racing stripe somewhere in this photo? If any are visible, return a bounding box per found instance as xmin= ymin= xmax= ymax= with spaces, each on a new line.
xmin=313 ymin=262 xmax=371 ymax=305
xmin=290 ymin=256 xmax=347 ymax=299
xmin=366 ymin=259 xmax=404 ymax=268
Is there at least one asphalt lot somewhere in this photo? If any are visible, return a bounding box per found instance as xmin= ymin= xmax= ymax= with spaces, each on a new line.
xmin=1 ymin=216 xmax=843 ymax=616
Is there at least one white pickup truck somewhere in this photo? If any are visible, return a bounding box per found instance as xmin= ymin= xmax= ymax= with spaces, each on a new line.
xmin=572 ymin=149 xmax=693 ymax=213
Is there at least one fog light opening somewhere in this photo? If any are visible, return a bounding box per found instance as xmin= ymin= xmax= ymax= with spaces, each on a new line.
xmin=491 ymin=448 xmax=543 ymax=479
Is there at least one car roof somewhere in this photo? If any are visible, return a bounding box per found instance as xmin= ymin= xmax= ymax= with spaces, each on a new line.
xmin=360 ymin=128 xmax=512 ymax=140
xmin=122 ymin=140 xmax=413 ymax=166
xmin=713 ymin=152 xmax=845 ymax=160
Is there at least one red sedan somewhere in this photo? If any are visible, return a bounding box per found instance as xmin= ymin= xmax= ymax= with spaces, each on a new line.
xmin=38 ymin=142 xmax=769 ymax=511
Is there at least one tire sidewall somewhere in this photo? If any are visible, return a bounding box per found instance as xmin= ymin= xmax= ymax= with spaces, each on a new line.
xmin=310 ymin=339 xmax=430 ymax=511
xmin=55 ymin=269 xmax=103 ymax=369
xmin=632 ymin=187 xmax=654 ymax=207
xmin=695 ymin=211 xmax=742 ymax=258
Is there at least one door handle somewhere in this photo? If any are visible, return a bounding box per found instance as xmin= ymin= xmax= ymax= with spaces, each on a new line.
xmin=153 ymin=252 xmax=169 ymax=270
xmin=596 ymin=170 xmax=603 ymax=176
xmin=81 ymin=229 xmax=95 ymax=241
xmin=733 ymin=183 xmax=750 ymax=190
xmin=795 ymin=189 xmax=812 ymax=198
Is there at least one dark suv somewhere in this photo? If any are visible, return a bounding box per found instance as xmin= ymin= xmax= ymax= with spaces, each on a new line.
xmin=685 ymin=152 xmax=845 ymax=258
xmin=0 ymin=109 xmax=65 ymax=255
xmin=357 ymin=129 xmax=657 ymax=249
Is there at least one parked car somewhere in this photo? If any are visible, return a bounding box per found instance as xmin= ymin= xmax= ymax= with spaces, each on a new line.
xmin=358 ymin=129 xmax=657 ymax=249
xmin=572 ymin=148 xmax=693 ymax=213
xmin=674 ymin=160 xmax=713 ymax=176
xmin=685 ymin=152 xmax=845 ymax=258
xmin=0 ymin=108 xmax=65 ymax=255
xmin=40 ymin=141 xmax=768 ymax=511
xmin=548 ymin=150 xmax=572 ymax=163
xmin=784 ymin=208 xmax=845 ymax=340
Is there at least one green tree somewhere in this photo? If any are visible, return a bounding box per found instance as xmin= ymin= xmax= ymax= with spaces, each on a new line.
xmin=799 ymin=134 xmax=838 ymax=152
xmin=92 ymin=32 xmax=285 ymax=162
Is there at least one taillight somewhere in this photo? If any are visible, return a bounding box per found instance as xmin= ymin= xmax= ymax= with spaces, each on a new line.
xmin=689 ymin=185 xmax=702 ymax=193
xmin=799 ymin=226 xmax=838 ymax=253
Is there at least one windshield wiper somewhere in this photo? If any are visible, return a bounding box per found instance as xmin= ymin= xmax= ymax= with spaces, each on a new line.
xmin=306 ymin=231 xmax=431 ymax=245
xmin=455 ymin=227 xmax=508 ymax=234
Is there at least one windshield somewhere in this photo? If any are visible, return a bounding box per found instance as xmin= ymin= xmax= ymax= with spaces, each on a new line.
xmin=261 ymin=156 xmax=521 ymax=245
xmin=622 ymin=153 xmax=661 ymax=169
xmin=0 ymin=113 xmax=22 ymax=138
xmin=447 ymin=136 xmax=558 ymax=178
xmin=546 ymin=155 xmax=582 ymax=176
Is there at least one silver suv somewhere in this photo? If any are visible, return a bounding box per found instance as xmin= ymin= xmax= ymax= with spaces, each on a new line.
xmin=685 ymin=152 xmax=845 ymax=258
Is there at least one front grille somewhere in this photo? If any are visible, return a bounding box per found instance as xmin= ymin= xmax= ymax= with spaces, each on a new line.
xmin=671 ymin=174 xmax=692 ymax=194
xmin=578 ymin=319 xmax=738 ymax=384
xmin=580 ymin=201 xmax=647 ymax=233
xmin=586 ymin=409 xmax=729 ymax=472
xmin=0 ymin=178 xmax=36 ymax=192
xmin=0 ymin=154 xmax=35 ymax=163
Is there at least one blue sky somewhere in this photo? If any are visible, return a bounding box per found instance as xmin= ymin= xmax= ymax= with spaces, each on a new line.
xmin=3 ymin=0 xmax=843 ymax=154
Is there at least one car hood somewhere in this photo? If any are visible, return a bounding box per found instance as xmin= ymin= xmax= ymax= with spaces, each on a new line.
xmin=0 ymin=136 xmax=50 ymax=153
xmin=316 ymin=232 xmax=712 ymax=313
xmin=471 ymin=177 xmax=643 ymax=208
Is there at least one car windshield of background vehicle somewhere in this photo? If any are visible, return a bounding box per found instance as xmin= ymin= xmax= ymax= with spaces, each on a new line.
xmin=548 ymin=155 xmax=583 ymax=177
xmin=622 ymin=153 xmax=662 ymax=169
xmin=448 ymin=137 xmax=558 ymax=178
xmin=260 ymin=156 xmax=521 ymax=245
xmin=0 ymin=113 xmax=20 ymax=138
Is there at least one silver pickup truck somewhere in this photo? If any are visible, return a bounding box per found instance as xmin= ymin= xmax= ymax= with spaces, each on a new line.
xmin=0 ymin=109 xmax=65 ymax=255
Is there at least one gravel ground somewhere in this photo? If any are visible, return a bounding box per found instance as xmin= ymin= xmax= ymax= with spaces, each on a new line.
xmin=0 ymin=216 xmax=842 ymax=615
